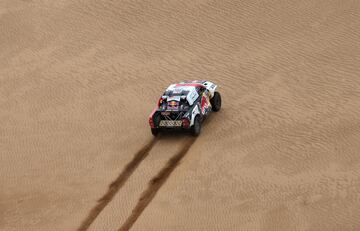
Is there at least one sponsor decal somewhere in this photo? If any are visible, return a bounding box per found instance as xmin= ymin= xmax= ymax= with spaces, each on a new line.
xmin=201 ymin=94 xmax=209 ymax=114
xmin=169 ymin=101 xmax=177 ymax=107
xmin=167 ymin=101 xmax=179 ymax=110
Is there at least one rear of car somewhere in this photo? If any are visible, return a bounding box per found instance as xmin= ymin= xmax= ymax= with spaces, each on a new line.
xmin=149 ymin=81 xmax=221 ymax=136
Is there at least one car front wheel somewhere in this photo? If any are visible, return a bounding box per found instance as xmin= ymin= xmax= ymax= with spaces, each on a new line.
xmin=210 ymin=92 xmax=221 ymax=112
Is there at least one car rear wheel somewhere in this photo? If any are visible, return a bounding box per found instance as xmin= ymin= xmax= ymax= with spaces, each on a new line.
xmin=151 ymin=113 xmax=161 ymax=136
xmin=151 ymin=128 xmax=159 ymax=136
xmin=192 ymin=116 xmax=201 ymax=136
xmin=210 ymin=92 xmax=221 ymax=112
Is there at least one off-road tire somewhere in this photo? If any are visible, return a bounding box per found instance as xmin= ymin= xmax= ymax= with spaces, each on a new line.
xmin=151 ymin=128 xmax=159 ymax=136
xmin=151 ymin=113 xmax=161 ymax=136
xmin=210 ymin=92 xmax=221 ymax=112
xmin=192 ymin=116 xmax=201 ymax=136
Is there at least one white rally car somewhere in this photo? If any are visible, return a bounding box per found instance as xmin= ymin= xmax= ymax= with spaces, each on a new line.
xmin=149 ymin=80 xmax=221 ymax=136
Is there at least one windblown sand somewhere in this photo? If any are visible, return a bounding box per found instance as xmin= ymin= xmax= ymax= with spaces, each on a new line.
xmin=1 ymin=1 xmax=360 ymax=230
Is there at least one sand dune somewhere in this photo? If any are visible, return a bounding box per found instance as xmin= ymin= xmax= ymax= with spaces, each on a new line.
xmin=1 ymin=0 xmax=360 ymax=230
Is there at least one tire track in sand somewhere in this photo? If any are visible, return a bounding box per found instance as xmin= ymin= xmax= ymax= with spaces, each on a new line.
xmin=78 ymin=138 xmax=158 ymax=231
xmin=118 ymin=137 xmax=196 ymax=231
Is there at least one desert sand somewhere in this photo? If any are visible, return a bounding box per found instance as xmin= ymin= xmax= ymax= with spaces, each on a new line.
xmin=1 ymin=0 xmax=360 ymax=230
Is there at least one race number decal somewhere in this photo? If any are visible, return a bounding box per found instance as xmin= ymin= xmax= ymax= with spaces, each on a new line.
xmin=159 ymin=120 xmax=182 ymax=127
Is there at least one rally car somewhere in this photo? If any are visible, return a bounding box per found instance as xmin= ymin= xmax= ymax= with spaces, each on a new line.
xmin=149 ymin=80 xmax=221 ymax=136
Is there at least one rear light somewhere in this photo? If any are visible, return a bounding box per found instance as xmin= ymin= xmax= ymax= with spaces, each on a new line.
xmin=158 ymin=98 xmax=163 ymax=107
xmin=182 ymin=118 xmax=190 ymax=128
xmin=149 ymin=117 xmax=155 ymax=128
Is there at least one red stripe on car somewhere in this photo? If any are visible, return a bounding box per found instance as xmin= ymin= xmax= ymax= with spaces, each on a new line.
xmin=148 ymin=108 xmax=157 ymax=128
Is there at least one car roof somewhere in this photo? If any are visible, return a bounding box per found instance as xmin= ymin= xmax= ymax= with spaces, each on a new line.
xmin=164 ymin=83 xmax=202 ymax=105
xmin=165 ymin=81 xmax=205 ymax=93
